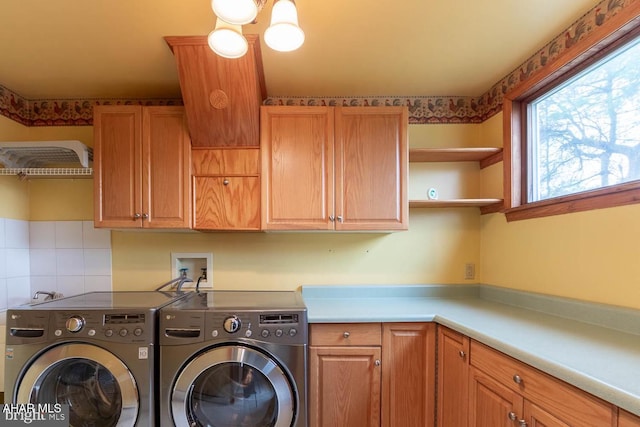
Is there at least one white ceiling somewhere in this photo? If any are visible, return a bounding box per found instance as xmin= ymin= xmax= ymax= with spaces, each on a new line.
xmin=0 ymin=0 xmax=601 ymax=100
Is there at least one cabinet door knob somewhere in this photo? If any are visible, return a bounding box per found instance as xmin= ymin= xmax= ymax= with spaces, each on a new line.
xmin=336 ymin=215 xmax=343 ymax=223
xmin=142 ymin=213 xmax=149 ymax=219
xmin=343 ymin=331 xmax=350 ymax=339
xmin=459 ymin=350 xmax=466 ymax=358
xmin=508 ymin=412 xmax=518 ymax=421
xmin=329 ymin=215 xmax=335 ymax=222
xmin=223 ymin=178 xmax=229 ymax=185
xmin=375 ymin=359 xmax=381 ymax=366
xmin=133 ymin=213 xmax=141 ymax=219
xmin=513 ymin=374 xmax=523 ymax=385
xmin=518 ymin=421 xmax=528 ymax=427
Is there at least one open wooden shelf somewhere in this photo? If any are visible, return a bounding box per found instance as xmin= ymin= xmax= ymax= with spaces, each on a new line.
xmin=409 ymin=147 xmax=503 ymax=169
xmin=409 ymin=199 xmax=504 ymax=214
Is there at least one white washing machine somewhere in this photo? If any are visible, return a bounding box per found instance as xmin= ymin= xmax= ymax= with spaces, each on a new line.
xmin=4 ymin=291 xmax=189 ymax=426
xmin=159 ymin=291 xmax=308 ymax=427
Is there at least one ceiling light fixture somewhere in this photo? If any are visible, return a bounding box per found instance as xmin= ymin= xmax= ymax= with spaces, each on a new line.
xmin=208 ymin=0 xmax=304 ymax=58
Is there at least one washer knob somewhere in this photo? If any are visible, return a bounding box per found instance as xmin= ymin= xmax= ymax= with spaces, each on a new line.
xmin=261 ymin=329 xmax=270 ymax=338
xmin=66 ymin=316 xmax=85 ymax=333
xmin=275 ymin=329 xmax=283 ymax=337
xmin=223 ymin=316 xmax=241 ymax=334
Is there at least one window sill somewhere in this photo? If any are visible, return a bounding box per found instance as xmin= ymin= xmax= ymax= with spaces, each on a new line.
xmin=504 ymin=181 xmax=640 ymax=222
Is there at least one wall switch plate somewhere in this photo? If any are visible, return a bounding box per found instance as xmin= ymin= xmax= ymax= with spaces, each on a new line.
xmin=171 ymin=252 xmax=213 ymax=289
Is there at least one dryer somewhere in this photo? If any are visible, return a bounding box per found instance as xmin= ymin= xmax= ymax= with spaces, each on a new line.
xmin=160 ymin=291 xmax=308 ymax=427
xmin=4 ymin=291 xmax=188 ymax=427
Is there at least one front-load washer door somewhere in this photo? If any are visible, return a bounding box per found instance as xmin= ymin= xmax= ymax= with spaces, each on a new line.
xmin=172 ymin=345 xmax=296 ymax=427
xmin=16 ymin=343 xmax=139 ymax=427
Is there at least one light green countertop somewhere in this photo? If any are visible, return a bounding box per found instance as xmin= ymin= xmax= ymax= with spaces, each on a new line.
xmin=301 ymin=284 xmax=640 ymax=417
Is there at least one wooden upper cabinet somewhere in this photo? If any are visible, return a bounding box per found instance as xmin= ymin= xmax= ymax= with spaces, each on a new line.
xmin=192 ymin=148 xmax=260 ymax=230
xmin=335 ymin=107 xmax=408 ymax=231
xmin=261 ymin=106 xmax=335 ymax=230
xmin=93 ymin=105 xmax=191 ymax=229
xmin=164 ymin=35 xmax=266 ymax=147
xmin=261 ymin=106 xmax=408 ymax=231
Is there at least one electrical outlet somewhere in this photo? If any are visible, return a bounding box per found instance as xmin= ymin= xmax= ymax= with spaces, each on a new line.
xmin=464 ymin=263 xmax=475 ymax=280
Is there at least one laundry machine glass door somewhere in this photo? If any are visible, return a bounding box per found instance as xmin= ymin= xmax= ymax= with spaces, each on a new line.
xmin=16 ymin=343 xmax=139 ymax=427
xmin=172 ymin=345 xmax=295 ymax=427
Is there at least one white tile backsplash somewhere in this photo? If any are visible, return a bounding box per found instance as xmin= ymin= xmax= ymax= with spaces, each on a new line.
xmin=56 ymin=276 xmax=85 ymax=298
xmin=84 ymin=249 xmax=112 ymax=276
xmin=5 ymin=219 xmax=29 ymax=249
xmin=0 ymin=220 xmax=113 ymax=308
xmin=56 ymin=249 xmax=85 ymax=277
xmin=6 ymin=249 xmax=30 ymax=278
xmin=30 ymin=221 xmax=56 ymax=249
xmin=30 ymin=249 xmax=57 ymax=276
xmin=55 ymin=221 xmax=83 ymax=249
xmin=7 ymin=277 xmax=31 ymax=307
xmin=82 ymin=221 xmax=111 ymax=249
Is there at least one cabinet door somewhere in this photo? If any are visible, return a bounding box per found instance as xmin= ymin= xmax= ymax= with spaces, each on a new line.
xmin=620 ymin=410 xmax=640 ymax=427
xmin=93 ymin=105 xmax=143 ymax=228
xmin=309 ymin=346 xmax=382 ymax=427
xmin=261 ymin=106 xmax=335 ymax=230
xmin=142 ymin=107 xmax=191 ymax=228
xmin=524 ymin=400 xmax=572 ymax=427
xmin=193 ymin=176 xmax=260 ymax=230
xmin=382 ymin=323 xmax=435 ymax=427
xmin=469 ymin=366 xmax=524 ymax=427
xmin=438 ymin=326 xmax=470 ymax=427
xmin=334 ymin=107 xmax=408 ymax=231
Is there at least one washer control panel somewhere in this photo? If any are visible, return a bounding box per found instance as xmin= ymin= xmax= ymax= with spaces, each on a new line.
xmin=205 ymin=311 xmax=307 ymax=345
xmin=50 ymin=311 xmax=150 ymax=343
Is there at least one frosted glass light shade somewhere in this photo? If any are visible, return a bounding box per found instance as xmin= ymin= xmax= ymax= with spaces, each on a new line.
xmin=211 ymin=0 xmax=257 ymax=25
xmin=208 ymin=19 xmax=249 ymax=59
xmin=264 ymin=0 xmax=305 ymax=52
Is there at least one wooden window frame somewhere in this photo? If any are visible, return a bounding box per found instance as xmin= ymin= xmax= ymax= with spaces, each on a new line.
xmin=503 ymin=5 xmax=640 ymax=222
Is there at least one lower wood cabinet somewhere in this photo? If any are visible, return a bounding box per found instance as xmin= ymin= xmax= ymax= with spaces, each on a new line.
xmin=437 ymin=325 xmax=470 ymax=427
xmin=620 ymin=409 xmax=640 ymax=427
xmin=309 ymin=323 xmax=435 ymax=427
xmin=469 ymin=340 xmax=616 ymax=427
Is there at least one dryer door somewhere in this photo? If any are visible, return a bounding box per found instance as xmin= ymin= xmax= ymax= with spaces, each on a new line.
xmin=172 ymin=344 xmax=296 ymax=427
xmin=16 ymin=343 xmax=139 ymax=427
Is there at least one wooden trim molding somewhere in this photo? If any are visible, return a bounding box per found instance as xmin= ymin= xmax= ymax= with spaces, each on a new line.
xmin=1 ymin=0 xmax=638 ymax=127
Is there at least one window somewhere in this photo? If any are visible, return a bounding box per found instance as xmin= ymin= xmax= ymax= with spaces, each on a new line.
xmin=527 ymin=35 xmax=640 ymax=203
xmin=504 ymin=17 xmax=640 ymax=221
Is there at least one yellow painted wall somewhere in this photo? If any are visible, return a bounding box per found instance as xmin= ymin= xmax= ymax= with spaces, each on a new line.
xmin=479 ymin=113 xmax=640 ymax=310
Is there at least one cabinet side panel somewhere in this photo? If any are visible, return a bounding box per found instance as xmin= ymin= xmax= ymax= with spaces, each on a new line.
xmin=93 ymin=106 xmax=142 ymax=227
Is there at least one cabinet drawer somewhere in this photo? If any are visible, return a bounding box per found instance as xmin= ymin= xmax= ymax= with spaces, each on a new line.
xmin=192 ymin=148 xmax=259 ymax=175
xmin=310 ymin=323 xmax=382 ymax=346
xmin=470 ymin=340 xmax=614 ymax=426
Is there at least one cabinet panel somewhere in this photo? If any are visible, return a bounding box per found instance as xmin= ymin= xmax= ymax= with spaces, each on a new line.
xmin=309 ymin=346 xmax=381 ymax=427
xmin=310 ymin=323 xmax=382 ymax=346
xmin=525 ymin=400 xmax=572 ymax=427
xmin=469 ymin=366 xmax=523 ymax=427
xmin=620 ymin=409 xmax=640 ymax=427
xmin=93 ymin=106 xmax=142 ymax=227
xmin=382 ymin=323 xmax=435 ymax=427
xmin=261 ymin=106 xmax=334 ymax=230
xmin=335 ymin=107 xmax=408 ymax=231
xmin=192 ymin=147 xmax=259 ymax=175
xmin=437 ymin=326 xmax=470 ymax=427
xmin=143 ymin=107 xmax=191 ymax=228
xmin=193 ymin=176 xmax=260 ymax=230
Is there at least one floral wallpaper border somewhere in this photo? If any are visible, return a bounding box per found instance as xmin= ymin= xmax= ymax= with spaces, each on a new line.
xmin=0 ymin=0 xmax=633 ymax=127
